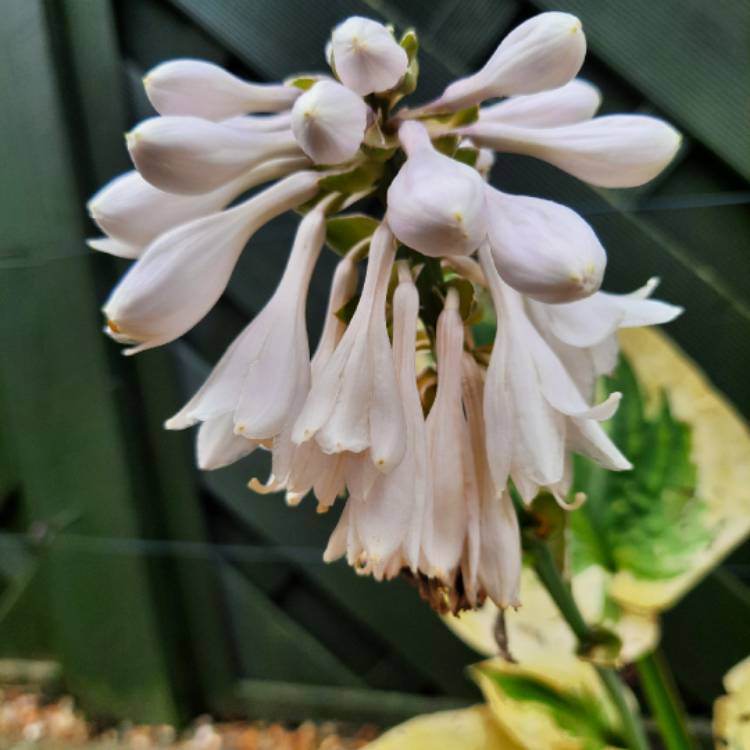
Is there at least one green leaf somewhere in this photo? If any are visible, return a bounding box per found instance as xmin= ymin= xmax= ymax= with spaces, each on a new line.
xmin=335 ymin=294 xmax=360 ymax=324
xmin=318 ymin=160 xmax=385 ymax=194
xmin=445 ymin=277 xmax=475 ymax=321
xmin=325 ymin=213 xmax=379 ymax=257
xmin=571 ymin=356 xmax=710 ymax=581
xmin=422 ymin=105 xmax=480 ymax=128
xmin=399 ymin=29 xmax=418 ymax=62
xmin=478 ymin=668 xmax=618 ymax=748
xmin=454 ymin=146 xmax=479 ymax=167
xmin=286 ymin=76 xmax=317 ymax=91
xmin=432 ymin=134 xmax=460 ymax=157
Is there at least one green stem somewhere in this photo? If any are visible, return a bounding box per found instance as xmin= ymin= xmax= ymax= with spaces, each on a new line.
xmin=530 ymin=539 xmax=649 ymax=750
xmin=637 ymin=648 xmax=696 ymax=750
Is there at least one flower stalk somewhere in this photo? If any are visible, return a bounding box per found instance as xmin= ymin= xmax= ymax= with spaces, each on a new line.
xmin=637 ymin=648 xmax=697 ymax=750
xmin=527 ymin=533 xmax=650 ymax=750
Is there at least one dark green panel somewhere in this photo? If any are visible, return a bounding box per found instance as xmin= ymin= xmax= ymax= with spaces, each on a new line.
xmin=663 ymin=568 xmax=750 ymax=705
xmin=228 ymin=679 xmax=473 ymax=725
xmin=221 ymin=563 xmax=364 ymax=686
xmin=0 ymin=0 xmax=178 ymax=723
xmin=167 ymin=0 xmax=454 ymax=98
xmin=530 ymin=0 xmax=750 ymax=179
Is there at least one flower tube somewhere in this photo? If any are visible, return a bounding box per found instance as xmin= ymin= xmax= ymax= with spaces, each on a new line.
xmin=293 ymin=221 xmax=406 ymax=472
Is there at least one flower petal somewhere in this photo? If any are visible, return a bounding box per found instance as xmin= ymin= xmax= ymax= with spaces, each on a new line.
xmin=197 ymin=414 xmax=260 ymax=470
xmin=87 ymin=236 xmax=141 ymax=259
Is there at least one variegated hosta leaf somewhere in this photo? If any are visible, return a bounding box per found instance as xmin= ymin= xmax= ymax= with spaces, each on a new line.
xmin=713 ymin=656 xmax=750 ymax=750
xmin=444 ymin=566 xmax=658 ymax=667
xmin=471 ymin=657 xmax=630 ymax=750
xmin=608 ymin=328 xmax=750 ymax=613
xmin=363 ymin=705 xmax=523 ymax=749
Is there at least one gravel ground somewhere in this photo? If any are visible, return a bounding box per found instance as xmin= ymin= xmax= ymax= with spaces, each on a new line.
xmin=0 ymin=689 xmax=379 ymax=750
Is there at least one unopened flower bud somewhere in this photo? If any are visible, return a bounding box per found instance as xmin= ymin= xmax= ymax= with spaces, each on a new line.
xmin=330 ymin=16 xmax=408 ymax=95
xmin=291 ymin=80 xmax=368 ymax=164
xmin=387 ymin=121 xmax=487 ymax=257
xmin=424 ymin=13 xmax=585 ymax=112
xmin=486 ymin=187 xmax=606 ymax=303
xmin=144 ymin=59 xmax=299 ymax=120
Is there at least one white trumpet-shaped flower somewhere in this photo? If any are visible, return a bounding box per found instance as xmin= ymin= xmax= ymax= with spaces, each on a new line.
xmin=249 ymin=255 xmax=360 ymax=507
xmin=103 ymin=170 xmax=320 ymax=354
xmin=528 ymin=279 xmax=683 ymax=399
xmin=387 ymin=121 xmax=487 ymax=257
xmin=291 ymin=80 xmax=368 ymax=164
xmin=460 ymin=115 xmax=682 ymax=188
xmin=127 ymin=116 xmax=303 ymax=194
xmin=479 ymin=244 xmax=629 ymax=505
xmin=460 ymin=355 xmax=521 ymax=608
xmin=144 ymin=59 xmax=300 ymax=120
xmin=424 ymin=288 xmax=470 ymax=577
xmin=293 ymin=221 xmax=406 ymax=472
xmin=87 ymin=157 xmax=309 ymax=252
xmin=479 ymin=78 xmax=601 ymax=128
xmin=167 ymin=205 xmax=327 ymax=448
xmin=330 ymin=16 xmax=408 ymax=95
xmin=420 ymin=12 xmax=585 ymax=113
xmin=324 ymin=263 xmax=431 ymax=577
xmin=486 ymin=186 xmax=606 ymax=303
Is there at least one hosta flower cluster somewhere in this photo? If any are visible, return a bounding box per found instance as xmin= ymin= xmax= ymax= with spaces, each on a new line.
xmin=88 ymin=13 xmax=682 ymax=612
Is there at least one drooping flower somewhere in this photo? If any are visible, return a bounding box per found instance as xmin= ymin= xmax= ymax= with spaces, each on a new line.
xmin=460 ymin=354 xmax=521 ymax=609
xmin=478 ymin=243 xmax=629 ymax=506
xmin=330 ymin=16 xmax=408 ymax=95
xmin=291 ymin=80 xmax=369 ymax=164
xmin=324 ymin=263 xmax=430 ymax=577
xmin=166 ymin=204 xmax=327 ymax=447
xmin=103 ymin=170 xmax=320 ymax=354
xmin=249 ymin=254 xmax=360 ymax=507
xmin=292 ymin=221 xmax=406 ymax=472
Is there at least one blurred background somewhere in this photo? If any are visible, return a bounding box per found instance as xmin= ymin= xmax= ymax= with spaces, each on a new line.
xmin=1 ymin=0 xmax=749 ymax=736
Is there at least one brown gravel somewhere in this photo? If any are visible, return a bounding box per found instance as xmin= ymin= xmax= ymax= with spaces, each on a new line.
xmin=0 ymin=690 xmax=379 ymax=750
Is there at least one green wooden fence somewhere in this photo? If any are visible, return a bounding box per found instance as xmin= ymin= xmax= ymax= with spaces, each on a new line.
xmin=1 ymin=0 xmax=748 ymax=727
